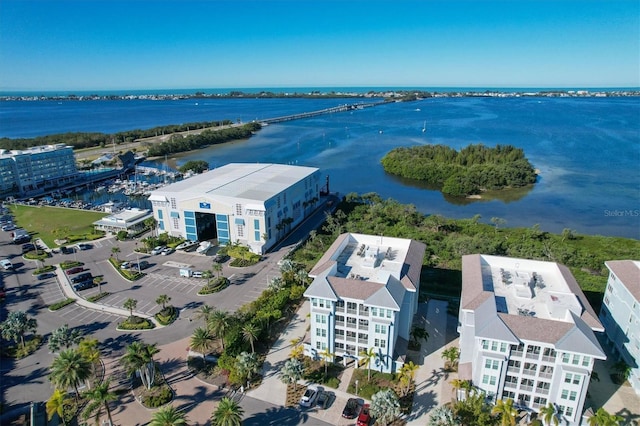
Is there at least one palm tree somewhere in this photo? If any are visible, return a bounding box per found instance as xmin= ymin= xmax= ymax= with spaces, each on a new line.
xmin=410 ymin=326 xmax=429 ymax=347
xmin=123 ymin=298 xmax=137 ymax=317
xmin=319 ymin=347 xmax=335 ymax=377
xmin=82 ymin=379 xmax=116 ymax=426
xmin=241 ymin=323 xmax=259 ymax=353
xmin=120 ymin=341 xmax=159 ymax=390
xmin=280 ymin=357 xmax=304 ymax=391
xmin=491 ymin=398 xmax=517 ymax=426
xmin=400 ymin=361 xmax=419 ymax=396
xmin=46 ymin=388 xmax=70 ymax=426
xmin=441 ymin=346 xmax=460 ymax=371
xmin=212 ymin=396 xmax=244 ymax=426
xmin=208 ymin=309 xmax=230 ymax=351
xmin=93 ymin=276 xmax=104 ymax=294
xmin=190 ymin=327 xmax=215 ymax=357
xmin=359 ymin=347 xmax=377 ymax=381
xmin=49 ymin=348 xmax=92 ymax=401
xmin=212 ymin=262 xmax=223 ymax=278
xmin=150 ymin=405 xmax=189 ymax=426
xmin=587 ymin=407 xmax=623 ymax=426
xmin=0 ymin=310 xmax=38 ymax=349
xmin=612 ymin=360 xmax=632 ymax=383
xmin=539 ymin=402 xmax=559 ymax=426
xmin=111 ymin=246 xmax=120 ymax=261
xmin=450 ymin=378 xmax=472 ymax=401
xmin=144 ymin=217 xmax=158 ymax=237
xmin=78 ymin=337 xmax=101 ymax=379
xmin=156 ymin=294 xmax=171 ymax=310
xmin=194 ymin=304 xmax=214 ymax=325
xmin=235 ymin=351 xmax=260 ymax=386
xmin=48 ymin=324 xmax=82 ymax=353
xmin=295 ymin=268 xmax=308 ymax=286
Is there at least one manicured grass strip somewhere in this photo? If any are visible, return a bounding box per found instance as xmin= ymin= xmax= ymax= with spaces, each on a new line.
xmin=49 ymin=298 xmax=76 ymax=311
xmin=87 ymin=292 xmax=110 ymax=303
xmin=8 ymin=204 xmax=108 ymax=247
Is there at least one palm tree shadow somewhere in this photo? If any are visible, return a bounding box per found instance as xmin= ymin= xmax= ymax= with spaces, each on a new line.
xmin=243 ymin=405 xmax=310 ymax=426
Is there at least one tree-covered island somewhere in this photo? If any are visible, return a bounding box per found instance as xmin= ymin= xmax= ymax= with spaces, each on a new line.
xmin=381 ymin=144 xmax=537 ymax=197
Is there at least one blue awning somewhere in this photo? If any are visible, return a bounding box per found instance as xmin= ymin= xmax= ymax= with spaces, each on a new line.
xmin=234 ymin=218 xmax=245 ymax=225
xmin=170 ymin=211 xmax=180 ymax=218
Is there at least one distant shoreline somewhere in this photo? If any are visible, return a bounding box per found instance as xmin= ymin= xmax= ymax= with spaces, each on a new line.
xmin=2 ymin=88 xmax=639 ymax=102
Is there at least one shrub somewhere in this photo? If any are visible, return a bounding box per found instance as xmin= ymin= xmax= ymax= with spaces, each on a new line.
xmin=118 ymin=316 xmax=155 ymax=330
xmin=198 ymin=277 xmax=229 ymax=295
xmin=24 ymin=251 xmax=50 ymax=261
xmin=49 ymin=298 xmax=76 ymax=311
xmin=33 ymin=265 xmax=56 ymax=275
xmin=60 ymin=261 xmax=83 ymax=270
xmin=155 ymin=306 xmax=178 ymax=325
xmin=142 ymin=384 xmax=173 ymax=408
xmin=116 ymin=230 xmax=128 ymax=241
xmin=87 ymin=292 xmax=110 ymax=302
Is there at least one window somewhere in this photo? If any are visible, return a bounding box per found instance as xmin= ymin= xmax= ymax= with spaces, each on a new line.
xmin=505 ymin=375 xmax=518 ymax=384
xmin=491 ymin=341 xmax=499 ymax=351
xmin=565 ymin=407 xmax=574 ymax=417
xmin=561 ymin=389 xmax=569 ymax=400
xmin=534 ymin=397 xmax=547 ymax=406
xmin=543 ymin=347 xmax=556 ymax=358
xmin=572 ymin=354 xmax=580 ymax=365
xmin=562 ymin=353 xmax=571 ymax=363
xmin=316 ymin=328 xmax=326 ymax=337
xmin=315 ymin=314 xmax=326 ymax=324
xmin=374 ymin=338 xmax=386 ymax=348
xmin=500 ymin=342 xmax=508 ymax=352
xmin=582 ymin=356 xmax=591 ymax=367
xmin=536 ymin=381 xmax=550 ymax=391
xmin=236 ymin=204 xmax=242 ymax=215
xmin=485 ymin=359 xmax=500 ymax=370
xmin=569 ymin=391 xmax=577 ymax=401
xmin=335 ymin=329 xmax=344 ymax=338
xmin=237 ymin=224 xmax=244 ymax=237
xmin=170 ymin=198 xmax=177 ymax=209
xmin=482 ymin=340 xmax=490 ymax=350
xmin=375 ymin=324 xmax=387 ymax=334
xmin=503 ymin=391 xmax=516 ymax=399
xmin=172 ymin=217 xmax=179 ymax=229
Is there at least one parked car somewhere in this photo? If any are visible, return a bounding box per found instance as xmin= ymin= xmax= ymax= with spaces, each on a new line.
xmin=120 ymin=261 xmax=132 ymax=270
xmin=316 ymin=391 xmax=333 ymax=409
xmin=37 ymin=272 xmax=55 ymax=280
xmin=71 ymin=272 xmax=92 ymax=284
xmin=136 ymin=260 xmax=150 ymax=270
xmin=357 ymin=403 xmax=371 ymax=426
xmin=161 ymin=247 xmax=174 ymax=256
xmin=21 ymin=243 xmax=35 ymax=253
xmin=191 ymin=271 xmax=203 ymax=278
xmin=151 ymin=245 xmax=166 ymax=255
xmin=213 ymin=253 xmax=230 ymax=263
xmin=299 ymin=384 xmax=320 ymax=408
xmin=342 ymin=398 xmax=361 ymax=419
xmin=2 ymin=223 xmax=16 ymax=231
xmin=1 ymin=259 xmax=14 ymax=270
xmin=76 ymin=243 xmax=92 ymax=250
xmin=60 ymin=246 xmax=74 ymax=255
xmin=73 ymin=280 xmax=95 ymax=291
xmin=65 ymin=266 xmax=84 ymax=275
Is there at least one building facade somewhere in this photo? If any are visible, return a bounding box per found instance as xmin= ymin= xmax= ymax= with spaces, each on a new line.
xmin=303 ymin=233 xmax=426 ymax=373
xmin=599 ymin=260 xmax=640 ymax=396
xmin=0 ymin=145 xmax=78 ymax=195
xmin=147 ymin=163 xmax=321 ymax=254
xmin=458 ymin=254 xmax=605 ymax=425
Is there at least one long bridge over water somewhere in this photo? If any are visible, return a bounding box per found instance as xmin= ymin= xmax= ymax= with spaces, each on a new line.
xmin=258 ymin=100 xmax=385 ymax=124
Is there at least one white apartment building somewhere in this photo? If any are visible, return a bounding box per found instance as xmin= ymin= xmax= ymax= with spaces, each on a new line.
xmin=599 ymin=260 xmax=640 ymax=395
xmin=0 ymin=144 xmax=77 ymax=195
xmin=303 ymin=233 xmax=426 ymax=373
xmin=147 ymin=163 xmax=321 ymax=254
xmin=458 ymin=254 xmax=605 ymax=425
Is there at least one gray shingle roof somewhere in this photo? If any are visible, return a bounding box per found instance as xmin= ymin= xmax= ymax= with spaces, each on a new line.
xmin=605 ymin=260 xmax=640 ymax=301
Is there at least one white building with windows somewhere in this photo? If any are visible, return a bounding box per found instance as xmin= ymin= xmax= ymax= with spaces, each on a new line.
xmin=303 ymin=233 xmax=426 ymax=373
xmin=0 ymin=144 xmax=77 ymax=195
xmin=599 ymin=260 xmax=640 ymax=396
xmin=147 ymin=163 xmax=321 ymax=254
xmin=458 ymin=254 xmax=605 ymax=425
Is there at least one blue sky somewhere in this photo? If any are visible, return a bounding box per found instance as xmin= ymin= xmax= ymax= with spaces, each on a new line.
xmin=0 ymin=0 xmax=638 ymax=91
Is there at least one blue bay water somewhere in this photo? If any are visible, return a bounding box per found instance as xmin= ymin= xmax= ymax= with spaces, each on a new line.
xmin=1 ymin=96 xmax=638 ymax=239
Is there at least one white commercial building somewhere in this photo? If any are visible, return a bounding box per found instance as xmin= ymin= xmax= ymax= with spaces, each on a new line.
xmin=599 ymin=260 xmax=640 ymax=396
xmin=0 ymin=144 xmax=77 ymax=195
xmin=147 ymin=163 xmax=321 ymax=254
xmin=303 ymin=233 xmax=426 ymax=373
xmin=458 ymin=254 xmax=605 ymax=425
xmin=93 ymin=208 xmax=154 ymax=234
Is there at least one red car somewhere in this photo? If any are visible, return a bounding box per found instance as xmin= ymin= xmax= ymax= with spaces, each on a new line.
xmin=357 ymin=403 xmax=371 ymax=426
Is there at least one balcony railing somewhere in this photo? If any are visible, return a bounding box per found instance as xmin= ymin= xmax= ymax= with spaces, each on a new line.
xmin=539 ymin=372 xmax=553 ymax=379
xmin=541 ymin=355 xmax=555 ymax=363
xmin=522 ymin=369 xmax=537 ymax=377
xmin=511 ymin=350 xmax=524 ymax=358
xmin=507 ymin=366 xmax=520 ymax=374
xmin=519 ymin=385 xmax=534 ymax=392
xmin=346 ymin=336 xmax=356 ymax=342
xmin=358 ymin=324 xmax=368 ymax=331
xmin=526 ymin=352 xmax=540 ymax=360
xmin=536 ymin=387 xmax=550 ymax=395
xmin=346 ymin=309 xmax=357 ymax=315
xmin=335 ymin=321 xmax=345 ymax=327
xmin=504 ymin=381 xmax=518 ymax=389
xmin=346 ymin=322 xmax=357 ymax=329
xmin=358 ymin=339 xmax=368 ymax=345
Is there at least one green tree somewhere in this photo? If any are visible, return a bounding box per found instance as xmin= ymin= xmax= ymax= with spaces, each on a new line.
xmin=587 ymin=408 xmax=623 ymax=426
xmin=194 ymin=304 xmax=214 ymax=325
xmin=410 ymin=326 xmax=429 ymax=347
xmin=612 ymin=360 xmax=632 ymax=383
xmin=82 ymin=379 xmax=117 ymax=426
xmin=280 ymin=357 xmax=304 ymax=391
xmin=208 ymin=309 xmax=230 ymax=351
xmin=46 ymin=388 xmax=71 ymax=426
xmin=539 ymin=402 xmax=559 ymax=426
xmin=144 ymin=217 xmax=158 ymax=237
xmin=441 ymin=346 xmax=460 ymax=371
xmin=212 ymin=396 xmax=244 ymax=426
xmin=156 ymin=294 xmax=171 ymax=310
xmin=78 ymin=337 xmax=101 ymax=377
xmin=491 ymin=398 xmax=517 ymax=426
xmin=48 ymin=324 xmax=82 ymax=353
xmin=453 ymin=392 xmax=497 ymax=426
xmin=241 ymin=323 xmax=259 ymax=354
xmin=235 ymin=351 xmax=260 ymax=386
xmin=319 ymin=347 xmax=335 ymax=377
xmin=370 ymin=388 xmax=401 ymax=426
xmin=179 ymin=160 xmax=209 ymax=174
xmin=450 ymin=378 xmax=472 ymax=401
xmin=0 ymin=310 xmax=38 ymax=349
xmin=111 ymin=245 xmax=121 ymax=261
xmin=49 ymin=348 xmax=92 ymax=401
xmin=359 ymin=347 xmax=377 ymax=382
xmin=190 ymin=327 xmax=215 ymax=357
xmin=399 ymin=361 xmax=419 ymax=396
xmin=150 ymin=405 xmax=189 ymax=426
xmin=428 ymin=405 xmax=456 ymax=426
xmin=212 ymin=262 xmax=223 ymax=278
xmin=120 ymin=341 xmax=159 ymax=390
xmin=123 ymin=298 xmax=138 ymax=317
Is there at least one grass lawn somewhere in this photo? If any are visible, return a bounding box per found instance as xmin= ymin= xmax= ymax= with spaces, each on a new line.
xmin=8 ymin=204 xmax=108 ymax=247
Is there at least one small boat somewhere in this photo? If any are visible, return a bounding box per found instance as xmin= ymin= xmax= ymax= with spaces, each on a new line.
xmin=422 ymin=120 xmax=427 ymax=133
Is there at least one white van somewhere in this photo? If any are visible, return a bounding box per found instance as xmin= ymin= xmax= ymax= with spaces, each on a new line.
xmin=179 ymin=268 xmax=192 ymax=277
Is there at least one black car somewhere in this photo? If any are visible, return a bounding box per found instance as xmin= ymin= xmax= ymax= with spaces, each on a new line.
xmin=213 ymin=253 xmax=230 ymax=263
xmin=60 ymin=246 xmax=74 ymax=255
xmin=13 ymin=236 xmax=31 ymax=244
xmin=136 ymin=260 xmax=150 ymax=270
xmin=71 ymin=272 xmax=92 ymax=284
xmin=21 ymin=243 xmax=35 ymax=253
xmin=342 ymin=398 xmax=361 ymax=419
xmin=73 ymin=280 xmax=95 ymax=291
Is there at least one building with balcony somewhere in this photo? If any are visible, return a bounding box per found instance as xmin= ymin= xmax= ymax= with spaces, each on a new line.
xmin=0 ymin=144 xmax=78 ymax=196
xmin=147 ymin=163 xmax=321 ymax=254
xmin=599 ymin=260 xmax=640 ymax=396
xmin=303 ymin=233 xmax=426 ymax=373
xmin=458 ymin=254 xmax=605 ymax=425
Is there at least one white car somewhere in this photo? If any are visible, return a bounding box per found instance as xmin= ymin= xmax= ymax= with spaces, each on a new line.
xmin=120 ymin=261 xmax=132 ymax=270
xmin=299 ymin=384 xmax=321 ymax=408
xmin=150 ymin=245 xmax=166 ymax=255
xmin=2 ymin=223 xmax=16 ymax=231
xmin=1 ymin=259 xmax=13 ymax=270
